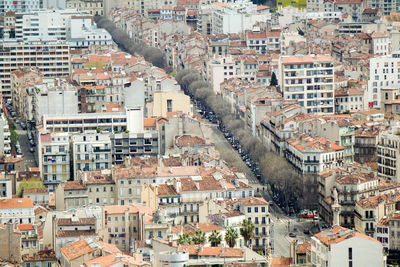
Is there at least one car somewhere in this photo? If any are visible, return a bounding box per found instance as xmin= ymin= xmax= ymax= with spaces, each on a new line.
xmin=15 ymin=119 xmax=20 ymax=124
xmin=20 ymin=122 xmax=26 ymax=130
xmin=303 ymin=229 xmax=310 ymax=235
xmin=29 ymin=147 xmax=35 ymax=153
xmin=30 ymin=140 xmax=36 ymax=146
xmin=289 ymin=232 xmax=296 ymax=238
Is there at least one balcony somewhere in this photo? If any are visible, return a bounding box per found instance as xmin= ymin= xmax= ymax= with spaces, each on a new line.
xmin=365 ymin=228 xmax=375 ymax=233
xmin=304 ymin=159 xmax=319 ymax=164
xmin=93 ymin=148 xmax=111 ymax=153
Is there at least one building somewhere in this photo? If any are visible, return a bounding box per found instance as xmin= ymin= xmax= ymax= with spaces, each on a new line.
xmin=0 ymin=224 xmax=22 ymax=263
xmin=71 ymin=130 xmax=112 ymax=178
xmin=55 ymin=181 xmax=88 ymax=210
xmin=0 ymin=114 xmax=11 ymax=156
xmin=0 ymin=0 xmax=40 ymax=14
xmin=279 ymin=55 xmax=335 ymax=114
xmin=371 ymin=32 xmax=391 ymax=56
xmin=311 ymin=226 xmax=384 ymax=267
xmin=367 ymin=52 xmax=400 ymax=109
xmin=78 ymin=170 xmax=116 ymax=206
xmin=334 ymin=88 xmax=365 ymax=113
xmin=235 ymin=197 xmax=270 ymax=251
xmin=4 ymin=9 xmax=112 ymax=48
xmin=211 ymin=0 xmax=271 ymax=35
xmin=103 ymin=204 xmax=153 ymax=252
xmin=111 ymin=132 xmax=159 ymax=165
xmin=285 ymin=134 xmax=344 ymax=174
xmin=388 ymin=213 xmax=400 ymax=251
xmin=38 ymin=132 xmax=71 ymax=191
xmin=66 ymin=0 xmax=104 ymax=15
xmin=0 ymin=198 xmax=34 ymax=224
xmin=0 ymin=41 xmax=70 ymax=99
xmin=152 ymin=91 xmax=191 ymax=117
xmin=377 ymin=127 xmax=400 ymax=182
xmin=365 ymin=0 xmax=399 ymax=15
xmin=22 ymin=188 xmax=49 ymax=205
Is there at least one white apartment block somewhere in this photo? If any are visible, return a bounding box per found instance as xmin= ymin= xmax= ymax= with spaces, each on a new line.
xmin=334 ymin=88 xmax=365 ymax=113
xmin=71 ymin=130 xmax=112 ymax=178
xmin=0 ymin=198 xmax=34 ymax=224
xmin=8 ymin=9 xmax=112 ymax=48
xmin=0 ymin=0 xmax=40 ymax=14
xmin=42 ymin=113 xmax=128 ymax=133
xmin=371 ymin=32 xmax=391 ymax=56
xmin=368 ymin=52 xmax=400 ymax=109
xmin=38 ymin=132 xmax=71 ymax=191
xmin=211 ymin=0 xmax=271 ymax=34
xmin=311 ymin=226 xmax=384 ymax=267
xmin=377 ymin=126 xmax=400 ymax=182
xmin=0 ymin=114 xmax=11 ymax=156
xmin=0 ymin=41 xmax=70 ymax=99
xmin=279 ymin=55 xmax=335 ymax=114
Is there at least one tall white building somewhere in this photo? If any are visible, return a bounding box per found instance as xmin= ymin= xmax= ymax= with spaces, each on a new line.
xmin=211 ymin=0 xmax=271 ymax=35
xmin=6 ymin=9 xmax=112 ymax=48
xmin=71 ymin=130 xmax=112 ymax=178
xmin=311 ymin=226 xmax=385 ymax=267
xmin=367 ymin=51 xmax=400 ymax=109
xmin=279 ymin=55 xmax=335 ymax=114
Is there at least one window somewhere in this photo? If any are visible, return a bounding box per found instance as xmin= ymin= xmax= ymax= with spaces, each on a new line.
xmin=248 ymin=207 xmax=251 ymax=213
xmin=262 ymin=207 xmax=266 ymax=212
xmin=255 ymin=207 xmax=259 ymax=213
xmin=167 ymin=99 xmax=172 ymax=112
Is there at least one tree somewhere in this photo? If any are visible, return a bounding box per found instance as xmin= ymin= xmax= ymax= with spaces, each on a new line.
xmin=225 ymin=227 xmax=239 ymax=248
xmin=240 ymin=219 xmax=255 ymax=247
xmin=177 ymin=233 xmax=192 ymax=245
xmin=208 ymin=230 xmax=222 ymax=247
xmin=192 ymin=230 xmax=206 ymax=245
xmin=270 ymin=72 xmax=278 ymax=86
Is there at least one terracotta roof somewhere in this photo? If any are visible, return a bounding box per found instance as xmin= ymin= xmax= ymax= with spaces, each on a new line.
xmin=246 ymin=30 xmax=266 ymax=39
xmin=176 ymin=135 xmax=206 ymax=146
xmin=335 ymin=0 xmax=361 ymax=4
xmin=84 ymin=253 xmax=143 ymax=267
xmin=238 ymin=197 xmax=269 ymax=206
xmin=157 ymin=184 xmax=180 ymax=197
xmin=23 ymin=188 xmax=48 ymax=194
xmin=271 ymin=257 xmax=292 ymax=267
xmin=144 ymin=118 xmax=156 ymax=127
xmin=22 ymin=250 xmax=56 ymax=261
xmin=281 ymin=55 xmax=332 ymax=65
xmin=0 ymin=198 xmax=34 ymax=209
xmin=64 ymin=181 xmax=86 ymax=190
xmin=314 ymin=226 xmax=380 ymax=246
xmin=18 ymin=223 xmax=34 ymax=231
xmin=57 ymin=230 xmax=96 ymax=238
xmin=356 ymin=195 xmax=387 ymax=209
xmin=61 ymin=240 xmax=95 ymax=261
xmin=57 ymin=217 xmax=96 ymax=226
xmin=296 ymin=241 xmax=310 ymax=254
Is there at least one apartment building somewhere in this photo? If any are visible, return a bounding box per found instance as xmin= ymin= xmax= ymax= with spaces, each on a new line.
xmin=334 ymin=88 xmax=365 ymax=112
xmin=335 ymin=172 xmax=379 ymax=228
xmin=211 ymin=0 xmax=270 ymax=35
xmin=354 ymin=127 xmax=379 ymax=163
xmin=0 ymin=198 xmax=34 ymax=224
xmin=376 ymin=217 xmax=389 ymax=252
xmin=334 ymin=0 xmax=363 ymax=22
xmin=78 ymin=170 xmax=116 ymax=206
xmin=0 ymin=41 xmax=70 ymax=99
xmin=0 ymin=114 xmax=11 ymax=156
xmin=55 ymin=181 xmax=88 ymax=210
xmin=311 ymin=226 xmax=384 ymax=267
xmin=71 ymin=130 xmax=112 ymax=178
xmin=42 ymin=113 xmax=127 ymax=133
xmin=388 ymin=213 xmax=400 ymax=251
xmin=235 ymin=197 xmax=270 ymax=251
xmin=38 ymin=132 xmax=71 ymax=191
xmin=367 ymin=52 xmax=400 ymax=109
xmin=279 ymin=55 xmax=335 ymax=114
xmin=66 ymin=0 xmax=104 ymax=15
xmin=377 ymin=127 xmax=400 ymax=182
xmin=365 ymin=0 xmax=400 ymax=15
xmin=111 ymin=131 xmax=159 ymax=165
xmin=0 ymin=0 xmax=40 ymax=14
xmin=285 ymin=134 xmax=344 ymax=174
xmin=354 ymin=194 xmax=390 ymax=238
xmin=103 ymin=204 xmax=152 ymax=252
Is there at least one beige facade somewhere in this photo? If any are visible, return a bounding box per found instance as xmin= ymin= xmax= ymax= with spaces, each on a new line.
xmin=152 ymin=91 xmax=191 ymax=117
xmin=378 ymin=127 xmax=400 ymax=182
xmin=55 ymin=181 xmax=88 ymax=210
xmin=0 ymin=224 xmax=21 ymax=263
xmin=66 ymin=0 xmax=104 ymax=16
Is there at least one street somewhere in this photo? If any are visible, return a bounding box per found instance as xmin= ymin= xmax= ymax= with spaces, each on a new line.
xmin=12 ymin=119 xmax=37 ymax=170
xmin=208 ymin=122 xmax=316 ymax=257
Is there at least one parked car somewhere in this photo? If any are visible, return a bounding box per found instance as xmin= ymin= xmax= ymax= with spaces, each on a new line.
xmin=289 ymin=232 xmax=296 ymax=238
xmin=303 ymin=229 xmax=310 ymax=235
xmin=29 ymin=147 xmax=35 ymax=153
